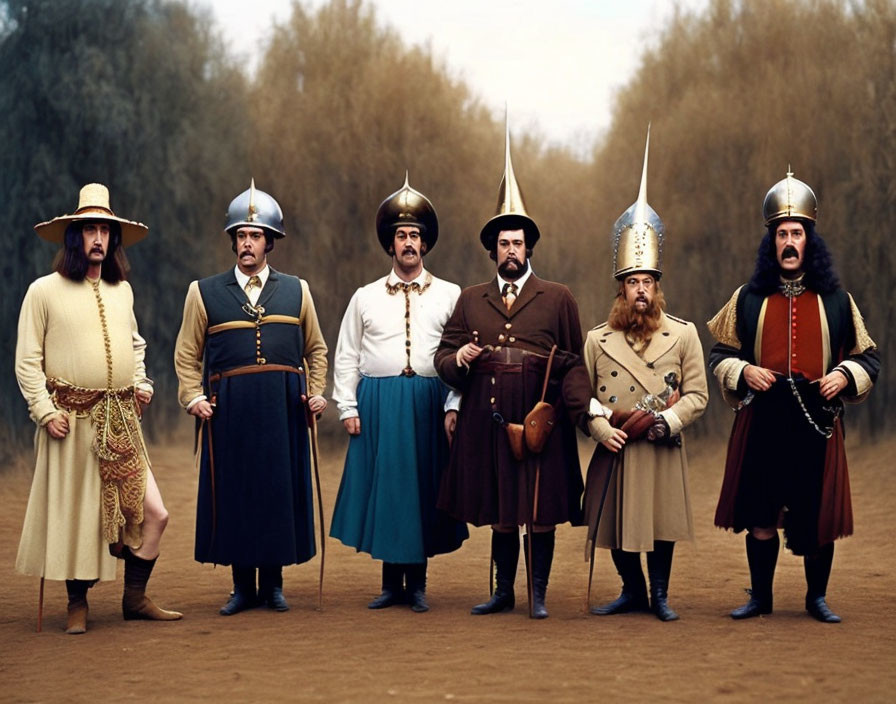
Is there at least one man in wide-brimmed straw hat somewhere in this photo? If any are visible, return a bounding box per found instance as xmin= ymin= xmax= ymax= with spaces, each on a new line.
xmin=15 ymin=183 xmax=182 ymax=634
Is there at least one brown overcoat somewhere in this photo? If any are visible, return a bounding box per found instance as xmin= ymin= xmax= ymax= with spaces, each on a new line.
xmin=434 ymin=275 xmax=591 ymax=527
xmin=582 ymin=312 xmax=708 ymax=551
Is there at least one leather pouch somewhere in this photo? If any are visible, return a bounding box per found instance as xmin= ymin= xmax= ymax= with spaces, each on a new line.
xmin=524 ymin=401 xmax=556 ymax=453
xmin=505 ymin=422 xmax=526 ymax=461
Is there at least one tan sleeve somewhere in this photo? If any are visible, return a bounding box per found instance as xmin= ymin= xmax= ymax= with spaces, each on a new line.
xmin=300 ymin=279 xmax=328 ymax=397
xmin=659 ymin=322 xmax=709 ymax=434
xmin=14 ymin=281 xmax=57 ymax=425
xmin=706 ymin=286 xmax=743 ymax=347
xmin=173 ymin=281 xmax=208 ymax=408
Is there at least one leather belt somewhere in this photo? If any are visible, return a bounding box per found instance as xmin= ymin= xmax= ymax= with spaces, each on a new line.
xmin=208 ymin=363 xmax=304 ymax=383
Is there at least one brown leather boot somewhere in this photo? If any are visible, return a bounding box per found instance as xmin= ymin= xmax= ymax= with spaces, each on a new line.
xmin=65 ymin=580 xmax=91 ymax=634
xmin=121 ymin=548 xmax=183 ymax=621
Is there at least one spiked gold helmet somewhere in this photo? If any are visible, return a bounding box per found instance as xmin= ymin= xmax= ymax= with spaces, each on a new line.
xmin=34 ymin=183 xmax=148 ymax=246
xmin=375 ymin=173 xmax=439 ymax=253
xmin=479 ymin=118 xmax=540 ymax=250
xmin=225 ymin=179 xmax=285 ymax=238
xmin=612 ymin=126 xmax=664 ymax=280
xmin=762 ymin=169 xmax=817 ymax=225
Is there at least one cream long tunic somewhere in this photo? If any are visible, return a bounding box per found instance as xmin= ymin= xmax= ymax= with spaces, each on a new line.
xmin=15 ymin=273 xmax=150 ymax=581
xmin=584 ymin=312 xmax=708 ymax=551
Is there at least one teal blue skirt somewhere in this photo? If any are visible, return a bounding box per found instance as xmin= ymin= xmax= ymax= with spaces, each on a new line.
xmin=330 ymin=375 xmax=468 ymax=563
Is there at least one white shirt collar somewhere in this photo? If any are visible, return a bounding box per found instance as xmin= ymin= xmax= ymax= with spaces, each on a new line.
xmin=387 ymin=267 xmax=428 ymax=287
xmin=496 ymin=262 xmax=532 ymax=294
xmin=234 ymin=264 xmax=270 ymax=290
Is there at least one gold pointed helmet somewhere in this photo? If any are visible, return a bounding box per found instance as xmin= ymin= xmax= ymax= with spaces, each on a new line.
xmin=225 ymin=179 xmax=285 ymax=238
xmin=375 ymin=173 xmax=439 ymax=253
xmin=762 ymin=169 xmax=817 ymax=225
xmin=479 ymin=120 xmax=540 ymax=250
xmin=613 ymin=126 xmax=664 ymax=280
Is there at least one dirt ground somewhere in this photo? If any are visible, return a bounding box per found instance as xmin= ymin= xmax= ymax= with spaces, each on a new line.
xmin=0 ymin=433 xmax=894 ymax=703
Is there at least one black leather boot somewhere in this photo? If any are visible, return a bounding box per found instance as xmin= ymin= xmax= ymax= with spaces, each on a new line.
xmin=526 ymin=530 xmax=554 ymax=620
xmin=805 ymin=542 xmax=840 ymax=623
xmin=259 ymin=566 xmax=289 ymax=611
xmin=65 ymin=579 xmax=93 ymax=635
xmin=471 ymin=530 xmax=519 ymax=615
xmin=220 ymin=566 xmax=259 ymax=616
xmin=590 ymin=549 xmax=649 ymax=615
xmin=731 ymin=533 xmax=778 ymax=619
xmin=647 ymin=540 xmax=679 ymax=622
xmin=368 ymin=562 xmax=404 ymax=609
xmin=405 ymin=561 xmax=429 ymax=613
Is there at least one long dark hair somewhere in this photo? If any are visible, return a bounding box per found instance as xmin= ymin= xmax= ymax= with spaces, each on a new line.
xmin=747 ymin=221 xmax=839 ymax=295
xmin=54 ymin=221 xmax=129 ymax=282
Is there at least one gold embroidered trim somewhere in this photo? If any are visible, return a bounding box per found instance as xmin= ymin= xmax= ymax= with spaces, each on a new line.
xmin=208 ymin=314 xmax=301 ymax=335
xmin=706 ymin=285 xmax=743 ymax=348
xmin=48 ymin=377 xmax=148 ymax=547
xmin=847 ymin=293 xmax=876 ymax=354
xmin=385 ymin=272 xmax=433 ymax=375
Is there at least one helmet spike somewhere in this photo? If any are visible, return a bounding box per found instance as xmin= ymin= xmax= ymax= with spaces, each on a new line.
xmin=633 ymin=124 xmax=651 ymax=225
xmin=247 ymin=178 xmax=258 ymax=222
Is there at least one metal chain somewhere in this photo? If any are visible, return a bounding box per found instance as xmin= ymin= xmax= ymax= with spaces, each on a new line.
xmin=787 ymin=376 xmax=836 ymax=438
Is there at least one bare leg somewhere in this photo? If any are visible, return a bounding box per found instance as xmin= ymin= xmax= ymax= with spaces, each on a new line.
xmin=134 ymin=468 xmax=169 ymax=560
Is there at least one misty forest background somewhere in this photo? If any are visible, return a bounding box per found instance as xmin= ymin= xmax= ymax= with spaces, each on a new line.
xmin=1 ymin=0 xmax=893 ymax=467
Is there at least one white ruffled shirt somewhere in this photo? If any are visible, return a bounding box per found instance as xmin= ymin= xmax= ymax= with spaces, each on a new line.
xmin=333 ymin=268 xmax=461 ymax=420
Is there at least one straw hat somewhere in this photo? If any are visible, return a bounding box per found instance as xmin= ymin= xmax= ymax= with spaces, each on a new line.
xmin=34 ymin=183 xmax=148 ymax=246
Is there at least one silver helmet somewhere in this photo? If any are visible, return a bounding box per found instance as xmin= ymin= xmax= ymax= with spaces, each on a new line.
xmin=375 ymin=173 xmax=439 ymax=253
xmin=225 ymin=179 xmax=285 ymax=238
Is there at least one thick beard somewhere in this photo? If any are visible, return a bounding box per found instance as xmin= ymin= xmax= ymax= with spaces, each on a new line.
xmin=607 ymin=291 xmax=665 ymax=344
xmin=498 ymin=258 xmax=526 ymax=281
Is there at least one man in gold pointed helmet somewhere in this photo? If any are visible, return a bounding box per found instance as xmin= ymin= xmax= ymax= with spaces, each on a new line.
xmin=435 ymin=123 xmax=592 ymax=619
xmin=15 ymin=183 xmax=182 ymax=634
xmin=708 ymin=170 xmax=879 ymax=623
xmin=174 ymin=181 xmax=328 ymax=615
xmin=330 ymin=175 xmax=468 ymax=613
xmin=582 ymin=129 xmax=708 ymax=622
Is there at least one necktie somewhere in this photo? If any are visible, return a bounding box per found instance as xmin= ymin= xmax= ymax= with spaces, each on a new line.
xmin=502 ymin=282 xmax=518 ymax=311
xmin=245 ymin=275 xmax=262 ymax=304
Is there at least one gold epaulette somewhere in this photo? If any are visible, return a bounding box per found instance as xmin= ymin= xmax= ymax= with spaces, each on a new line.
xmin=706 ymin=286 xmax=743 ymax=348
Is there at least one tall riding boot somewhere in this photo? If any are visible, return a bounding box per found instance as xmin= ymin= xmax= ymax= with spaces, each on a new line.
xmin=731 ymin=532 xmax=778 ymax=619
xmin=647 ymin=540 xmax=679 ymax=622
xmin=368 ymin=562 xmax=404 ymax=609
xmin=405 ymin=561 xmax=429 ymax=613
xmin=805 ymin=542 xmax=840 ymax=623
xmin=259 ymin=566 xmax=289 ymax=612
xmin=65 ymin=579 xmax=93 ymax=635
xmin=471 ymin=530 xmax=519 ymax=614
xmin=220 ymin=566 xmax=258 ymax=616
xmin=121 ymin=548 xmax=183 ymax=621
xmin=590 ymin=549 xmax=649 ymax=615
xmin=525 ymin=530 xmax=555 ymax=620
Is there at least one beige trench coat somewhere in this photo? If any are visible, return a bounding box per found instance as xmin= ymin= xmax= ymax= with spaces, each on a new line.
xmin=583 ymin=312 xmax=708 ymax=552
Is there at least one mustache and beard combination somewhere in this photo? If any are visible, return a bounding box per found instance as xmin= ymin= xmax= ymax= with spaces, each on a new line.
xmin=607 ymin=284 xmax=666 ymax=347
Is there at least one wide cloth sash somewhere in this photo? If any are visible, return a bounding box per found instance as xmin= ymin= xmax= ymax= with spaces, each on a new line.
xmin=47 ymin=377 xmax=148 ymax=547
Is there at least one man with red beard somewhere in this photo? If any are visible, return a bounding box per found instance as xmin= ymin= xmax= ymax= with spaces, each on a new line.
xmin=435 ymin=126 xmax=591 ymax=619
xmin=708 ymin=171 xmax=879 ymax=623
xmin=582 ymin=134 xmax=707 ymax=621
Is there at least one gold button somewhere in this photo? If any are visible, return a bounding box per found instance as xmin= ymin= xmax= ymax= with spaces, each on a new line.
xmin=491 ymin=377 xmax=496 ymax=385
xmin=505 ymin=323 xmax=512 ymax=330
xmin=490 ymin=397 xmax=495 ymax=404
xmin=509 ymin=336 xmax=516 ymax=343
xmin=498 ymin=334 xmax=506 ymax=342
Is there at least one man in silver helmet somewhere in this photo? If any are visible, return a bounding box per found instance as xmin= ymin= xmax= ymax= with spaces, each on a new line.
xmin=708 ymin=170 xmax=879 ymax=623
xmin=16 ymin=183 xmax=181 ymax=634
xmin=175 ymin=181 xmax=328 ymax=615
xmin=435 ymin=126 xmax=592 ymax=619
xmin=582 ymin=131 xmax=708 ymax=622
xmin=330 ymin=176 xmax=468 ymax=613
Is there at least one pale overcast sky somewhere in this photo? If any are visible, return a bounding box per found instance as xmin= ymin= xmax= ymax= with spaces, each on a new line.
xmin=208 ymin=0 xmax=708 ymax=155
